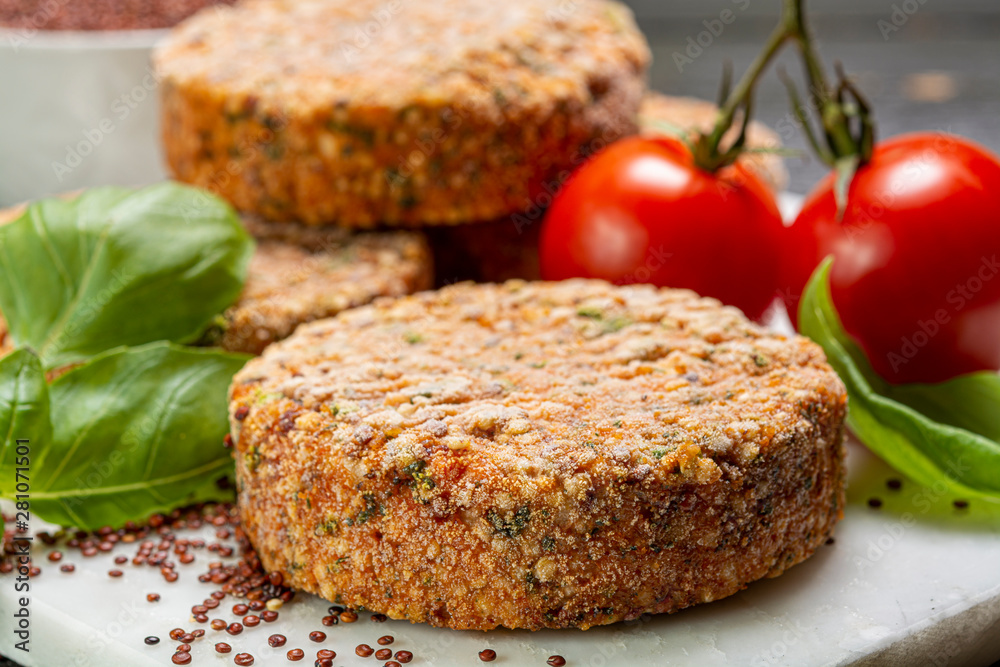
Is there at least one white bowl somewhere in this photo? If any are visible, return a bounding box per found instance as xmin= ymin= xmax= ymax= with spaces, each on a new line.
xmin=0 ymin=27 xmax=168 ymax=207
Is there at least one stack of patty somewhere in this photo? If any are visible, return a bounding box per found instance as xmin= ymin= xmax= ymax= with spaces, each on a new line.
xmin=154 ymin=0 xmax=843 ymax=632
xmin=154 ymin=0 xmax=785 ymax=285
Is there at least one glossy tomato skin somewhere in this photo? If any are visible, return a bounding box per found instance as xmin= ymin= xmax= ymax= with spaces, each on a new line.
xmin=783 ymin=132 xmax=1000 ymax=384
xmin=539 ymin=135 xmax=786 ymax=321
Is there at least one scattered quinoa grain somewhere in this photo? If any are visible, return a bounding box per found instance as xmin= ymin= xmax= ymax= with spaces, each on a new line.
xmin=356 ymin=644 xmax=374 ymax=657
xmin=234 ymin=653 xmax=255 ymax=666
xmin=268 ymin=634 xmax=287 ymax=647
xmin=144 ymin=636 xmax=160 ymax=646
xmin=340 ymin=610 xmax=358 ymax=623
xmin=394 ymin=650 xmax=413 ymax=663
xmin=377 ymin=636 xmax=394 ymax=646
xmin=867 ymin=498 xmax=883 ymax=509
xmin=954 ymin=499 xmax=970 ymax=510
xmin=310 ymin=631 xmax=327 ymax=643
xmin=317 ymin=649 xmax=336 ymax=659
xmin=375 ymin=648 xmax=393 ymax=660
xmin=60 ymin=564 xmax=75 ymax=573
xmin=227 ymin=622 xmax=243 ymax=635
xmin=216 ymin=642 xmax=232 ymax=654
xmin=479 ymin=649 xmax=497 ymax=662
xmin=171 ymin=652 xmax=191 ymax=665
xmin=547 ymin=656 xmax=567 ymax=666
xmin=287 ymin=648 xmax=305 ymax=661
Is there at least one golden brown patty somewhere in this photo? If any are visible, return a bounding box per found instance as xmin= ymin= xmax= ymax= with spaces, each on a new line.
xmin=213 ymin=217 xmax=432 ymax=354
xmin=0 ymin=202 xmax=433 ymax=357
xmin=428 ymin=92 xmax=788 ymax=284
xmin=154 ymin=0 xmax=650 ymax=227
xmin=229 ymin=280 xmax=847 ymax=631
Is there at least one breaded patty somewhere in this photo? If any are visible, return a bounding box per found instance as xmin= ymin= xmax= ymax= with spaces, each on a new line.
xmin=429 ymin=93 xmax=789 ymax=284
xmin=212 ymin=218 xmax=432 ymax=354
xmin=154 ymin=0 xmax=649 ymax=227
xmin=0 ymin=201 xmax=433 ymax=357
xmin=229 ymin=280 xmax=847 ymax=631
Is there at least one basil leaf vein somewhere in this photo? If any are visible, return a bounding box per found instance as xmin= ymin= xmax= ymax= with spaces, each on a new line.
xmin=25 ymin=342 xmax=249 ymax=529
xmin=0 ymin=183 xmax=254 ymax=370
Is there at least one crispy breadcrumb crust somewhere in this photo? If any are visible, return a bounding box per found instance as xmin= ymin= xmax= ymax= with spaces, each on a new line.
xmin=154 ymin=0 xmax=650 ymax=227
xmin=213 ymin=217 xmax=432 ymax=354
xmin=229 ymin=280 xmax=847 ymax=630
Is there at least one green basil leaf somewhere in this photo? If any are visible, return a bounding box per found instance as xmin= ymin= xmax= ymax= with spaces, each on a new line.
xmin=0 ymin=349 xmax=51 ymax=496
xmin=886 ymin=375 xmax=1000 ymax=444
xmin=799 ymin=259 xmax=1000 ymax=500
xmin=0 ymin=183 xmax=254 ymax=369
xmin=28 ymin=342 xmax=248 ymax=529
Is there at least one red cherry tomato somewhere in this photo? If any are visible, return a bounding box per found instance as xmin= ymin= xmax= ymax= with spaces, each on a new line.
xmin=783 ymin=132 xmax=1000 ymax=384
xmin=539 ymin=135 xmax=786 ymax=321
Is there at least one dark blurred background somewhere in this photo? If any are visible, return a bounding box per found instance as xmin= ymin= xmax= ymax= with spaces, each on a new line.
xmin=626 ymin=0 xmax=1000 ymax=193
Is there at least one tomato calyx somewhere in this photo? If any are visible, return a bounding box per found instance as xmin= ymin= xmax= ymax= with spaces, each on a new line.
xmin=690 ymin=1 xmax=798 ymax=174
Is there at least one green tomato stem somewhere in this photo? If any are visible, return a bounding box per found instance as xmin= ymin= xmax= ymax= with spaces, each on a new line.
xmin=695 ymin=0 xmax=875 ymax=178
